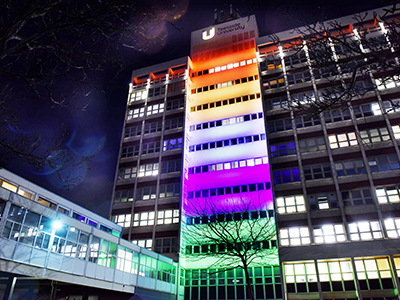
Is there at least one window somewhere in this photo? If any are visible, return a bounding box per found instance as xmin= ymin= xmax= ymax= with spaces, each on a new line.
xmin=125 ymin=125 xmax=141 ymax=138
xmin=317 ymin=260 xmax=355 ymax=292
xmin=383 ymin=99 xmax=400 ymax=113
xmin=280 ymin=227 xmax=310 ymax=246
xmin=155 ymin=237 xmax=178 ymax=254
xmin=0 ymin=179 xmax=17 ymax=192
xmin=341 ymin=188 xmax=374 ymax=206
xmin=161 ymin=160 xmax=182 ymax=173
xmin=165 ymin=117 xmax=184 ymax=130
xmin=284 ymin=262 xmax=318 ymax=294
xmin=314 ymin=224 xmax=346 ymax=244
xmin=276 ymin=195 xmax=306 ymax=214
xmin=303 ymin=164 xmax=332 ymax=180
xmin=354 ymin=257 xmax=394 ymax=290
xmin=187 ymin=182 xmax=270 ymax=199
xmin=267 ymin=119 xmax=292 ymax=133
xmin=132 ymin=239 xmax=153 ymax=249
xmin=133 ymin=211 xmax=155 ymax=227
xmin=283 ymin=51 xmax=307 ymax=66
xmin=118 ymin=167 xmax=137 ymax=179
xmin=146 ymin=103 xmax=164 ymax=115
xmin=360 ymin=127 xmax=390 ymax=144
xmin=270 ymin=142 xmax=296 ymax=157
xmin=384 ymin=218 xmax=400 ymax=238
xmin=116 ymin=246 xmax=139 ymax=274
xmin=287 ymin=71 xmax=311 ymax=85
xmin=295 ymin=116 xmax=320 ymax=128
xmin=148 ymin=86 xmax=165 ymax=97
xmin=127 ymin=107 xmax=145 ymax=120
xmin=265 ymin=96 xmax=287 ymax=110
xmin=298 ymin=137 xmax=326 ymax=153
xmin=159 ymin=183 xmax=181 ymax=198
xmin=328 ymin=132 xmax=358 ymax=149
xmin=273 ymin=168 xmax=300 ymax=184
xmin=113 ymin=214 xmax=131 ymax=227
xmin=308 ymin=192 xmax=338 ymax=210
xmin=37 ymin=197 xmax=57 ymax=210
xmin=324 ymin=108 xmax=351 ymax=123
xmin=166 ymin=98 xmax=184 ymax=110
xmin=138 ymin=163 xmax=159 ymax=177
xmin=144 ymin=121 xmax=162 ymax=134
xmin=376 ymin=186 xmax=400 ymax=204
xmin=168 ymin=81 xmax=185 ymax=93
xmin=163 ymin=138 xmax=183 ymax=151
xmin=348 ymin=221 xmax=383 ymax=241
xmin=121 ymin=145 xmax=139 ymax=158
xmin=188 ymin=157 xmax=268 ymax=175
xmin=353 ymin=102 xmax=381 ymax=118
xmin=368 ymin=154 xmax=400 ymax=172
xmin=335 ymin=159 xmax=365 ymax=176
xmin=141 ymin=141 xmax=161 ymax=155
xmin=129 ymin=90 xmax=147 ymax=103
xmin=263 ymin=76 xmax=285 ymax=89
xmin=157 ymin=209 xmax=180 ymax=225
xmin=189 ymin=134 xmax=265 ymax=152
xmin=114 ymin=190 xmax=134 ymax=203
xmin=392 ymin=125 xmax=400 ymax=139
xmin=136 ymin=186 xmax=157 ymax=201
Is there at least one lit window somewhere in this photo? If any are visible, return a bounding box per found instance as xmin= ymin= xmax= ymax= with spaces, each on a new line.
xmin=157 ymin=209 xmax=180 ymax=225
xmin=280 ymin=227 xmax=310 ymax=246
xmin=132 ymin=239 xmax=152 ymax=249
xmin=133 ymin=212 xmax=155 ymax=227
xmin=328 ymin=132 xmax=358 ymax=149
xmin=209 ymin=68 xmax=214 ymax=74
xmin=360 ymin=127 xmax=390 ymax=143
xmin=113 ymin=214 xmax=131 ymax=227
xmin=376 ymin=186 xmax=400 ymax=204
xmin=0 ymin=179 xmax=18 ymax=193
xmin=384 ymin=218 xmax=400 ymax=238
xmin=276 ymin=195 xmax=306 ymax=214
xmin=317 ymin=260 xmax=354 ymax=288
xmin=392 ymin=125 xmax=400 ymax=139
xmin=348 ymin=221 xmax=383 ymax=241
xmin=284 ymin=262 xmax=317 ymax=288
xmin=354 ymin=257 xmax=393 ymax=288
xmin=314 ymin=224 xmax=346 ymax=244
xmin=215 ymin=66 xmax=221 ymax=72
xmin=138 ymin=163 xmax=158 ymax=177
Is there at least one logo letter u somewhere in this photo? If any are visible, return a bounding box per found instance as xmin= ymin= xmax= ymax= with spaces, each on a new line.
xmin=202 ymin=28 xmax=215 ymax=40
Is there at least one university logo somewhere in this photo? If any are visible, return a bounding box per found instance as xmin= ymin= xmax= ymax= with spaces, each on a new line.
xmin=202 ymin=28 xmax=215 ymax=40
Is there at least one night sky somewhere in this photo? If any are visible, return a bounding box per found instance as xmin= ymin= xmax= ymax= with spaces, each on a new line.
xmin=4 ymin=0 xmax=386 ymax=218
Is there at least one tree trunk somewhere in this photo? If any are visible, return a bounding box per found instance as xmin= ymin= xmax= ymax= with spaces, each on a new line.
xmin=243 ymin=263 xmax=255 ymax=300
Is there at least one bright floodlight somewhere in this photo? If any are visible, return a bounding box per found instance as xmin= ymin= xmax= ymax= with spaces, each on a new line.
xmin=52 ymin=220 xmax=63 ymax=230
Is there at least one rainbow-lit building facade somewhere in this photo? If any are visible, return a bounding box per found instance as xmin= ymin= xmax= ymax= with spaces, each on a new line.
xmin=180 ymin=15 xmax=279 ymax=300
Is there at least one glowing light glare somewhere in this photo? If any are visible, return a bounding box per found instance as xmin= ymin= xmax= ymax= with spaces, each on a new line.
xmin=379 ymin=22 xmax=388 ymax=34
xmin=52 ymin=220 xmax=63 ymax=230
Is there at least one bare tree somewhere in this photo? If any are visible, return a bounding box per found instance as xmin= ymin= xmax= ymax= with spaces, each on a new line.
xmin=0 ymin=0 xmax=186 ymax=185
xmin=181 ymin=197 xmax=278 ymax=300
xmin=265 ymin=5 xmax=400 ymax=117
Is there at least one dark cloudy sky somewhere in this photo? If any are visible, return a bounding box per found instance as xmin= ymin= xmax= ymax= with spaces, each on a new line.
xmin=5 ymin=0 xmax=386 ymax=218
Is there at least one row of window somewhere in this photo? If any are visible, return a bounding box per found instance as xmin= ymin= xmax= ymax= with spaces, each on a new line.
xmin=124 ymin=117 xmax=184 ymax=138
xmin=189 ymin=112 xmax=263 ymax=132
xmin=187 ymin=182 xmax=271 ymax=199
xmin=270 ymin=125 xmax=400 ymax=158
xmin=127 ymin=103 xmax=164 ymax=120
xmin=184 ymin=240 xmax=276 ymax=255
xmin=188 ymin=156 xmax=268 ymax=175
xmin=0 ymin=178 xmax=116 ymax=235
xmin=121 ymin=137 xmax=183 ymax=158
xmin=276 ymin=185 xmax=400 ymax=215
xmin=191 ymin=75 xmax=259 ymax=95
xmin=267 ymin=115 xmax=321 ymax=133
xmin=113 ymin=183 xmax=181 ymax=203
xmin=273 ymin=154 xmax=400 ymax=184
xmin=112 ymin=209 xmax=179 ymax=228
xmin=190 ymin=93 xmax=261 ymax=112
xmin=285 ymin=256 xmax=396 ymax=293
xmin=191 ymin=58 xmax=257 ymax=78
xmin=188 ymin=133 xmax=266 ymax=152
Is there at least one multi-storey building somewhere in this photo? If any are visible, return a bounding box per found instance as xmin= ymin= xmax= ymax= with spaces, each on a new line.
xmin=257 ymin=7 xmax=400 ymax=300
xmin=112 ymin=6 xmax=400 ymax=300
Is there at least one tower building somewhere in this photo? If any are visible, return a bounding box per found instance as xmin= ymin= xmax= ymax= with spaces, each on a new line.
xmin=111 ymin=6 xmax=400 ymax=300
